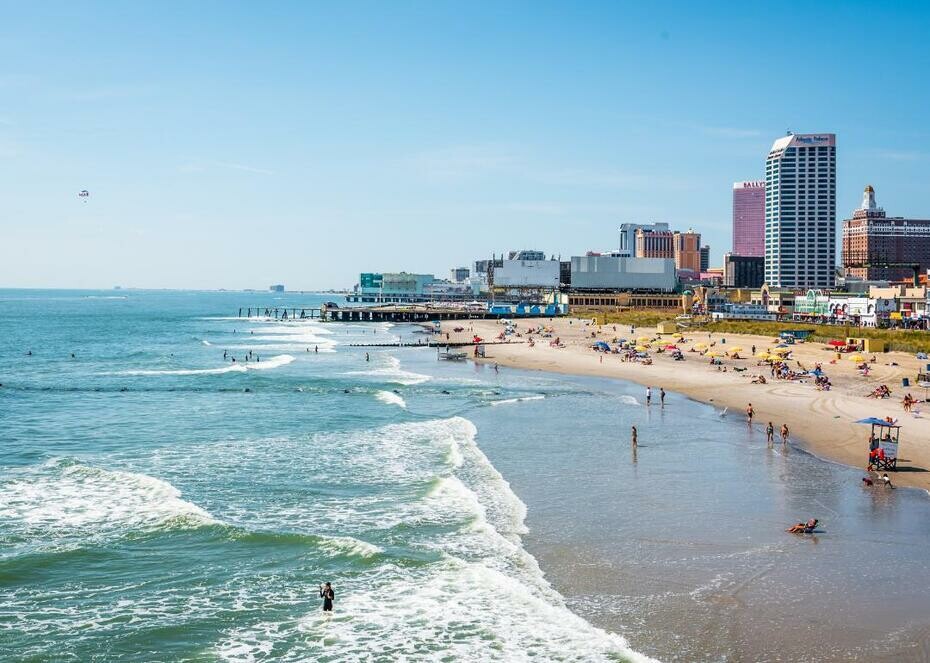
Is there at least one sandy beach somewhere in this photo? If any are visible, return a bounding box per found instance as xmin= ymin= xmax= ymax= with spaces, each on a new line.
xmin=442 ymin=317 xmax=930 ymax=492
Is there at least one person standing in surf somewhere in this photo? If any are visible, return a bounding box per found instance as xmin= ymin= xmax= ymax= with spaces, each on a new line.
xmin=319 ymin=582 xmax=334 ymax=613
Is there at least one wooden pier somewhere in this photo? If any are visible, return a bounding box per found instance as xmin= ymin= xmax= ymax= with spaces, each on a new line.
xmin=238 ymin=307 xmax=322 ymax=320
xmin=236 ymin=304 xmax=558 ymax=323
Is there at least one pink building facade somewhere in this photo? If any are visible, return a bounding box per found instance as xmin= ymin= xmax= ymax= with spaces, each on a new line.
xmin=732 ymin=181 xmax=765 ymax=257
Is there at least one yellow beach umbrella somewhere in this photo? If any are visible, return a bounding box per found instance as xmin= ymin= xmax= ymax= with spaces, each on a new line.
xmin=728 ymin=346 xmax=743 ymax=353
xmin=706 ymin=351 xmax=722 ymax=358
xmin=771 ymin=347 xmax=790 ymax=354
xmin=766 ymin=354 xmax=783 ymax=361
xmin=635 ymin=345 xmax=649 ymax=352
xmin=755 ymin=351 xmax=770 ymax=358
xmin=694 ymin=342 xmax=708 ymax=350
xmin=637 ymin=336 xmax=651 ymax=343
xmin=849 ymin=354 xmax=866 ymax=362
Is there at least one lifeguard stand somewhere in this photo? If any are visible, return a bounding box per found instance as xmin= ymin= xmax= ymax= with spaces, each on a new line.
xmin=858 ymin=418 xmax=901 ymax=471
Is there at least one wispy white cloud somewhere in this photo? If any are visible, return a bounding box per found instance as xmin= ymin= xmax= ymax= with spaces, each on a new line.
xmin=504 ymin=202 xmax=568 ymax=215
xmin=405 ymin=144 xmax=517 ymax=178
xmin=873 ymin=149 xmax=924 ymax=162
xmin=698 ymin=125 xmax=762 ymax=139
xmin=403 ymin=144 xmax=696 ymax=191
xmin=177 ymin=160 xmax=274 ymax=176
xmin=214 ymin=161 xmax=275 ymax=175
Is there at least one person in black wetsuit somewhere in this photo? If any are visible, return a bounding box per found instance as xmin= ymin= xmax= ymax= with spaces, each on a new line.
xmin=319 ymin=582 xmax=334 ymax=612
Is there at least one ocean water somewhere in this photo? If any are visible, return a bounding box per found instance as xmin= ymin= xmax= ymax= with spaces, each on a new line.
xmin=0 ymin=290 xmax=649 ymax=662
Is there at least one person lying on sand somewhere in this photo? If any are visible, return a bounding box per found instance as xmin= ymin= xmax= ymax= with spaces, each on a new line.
xmin=786 ymin=518 xmax=818 ymax=534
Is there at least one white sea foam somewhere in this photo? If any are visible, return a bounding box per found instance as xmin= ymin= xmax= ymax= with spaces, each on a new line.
xmin=318 ymin=535 xmax=383 ymax=559
xmin=375 ymin=390 xmax=407 ymax=408
xmin=489 ymin=395 xmax=546 ymax=406
xmin=345 ymin=355 xmax=430 ymax=385
xmin=294 ymin=559 xmax=656 ymax=663
xmin=115 ymin=354 xmax=295 ymax=376
xmin=0 ymin=460 xmax=217 ymax=547
xmin=619 ymin=394 xmax=640 ymax=406
xmin=201 ymin=339 xmax=213 ymax=346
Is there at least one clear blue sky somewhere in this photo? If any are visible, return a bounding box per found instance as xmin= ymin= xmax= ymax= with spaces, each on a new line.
xmin=2 ymin=1 xmax=928 ymax=289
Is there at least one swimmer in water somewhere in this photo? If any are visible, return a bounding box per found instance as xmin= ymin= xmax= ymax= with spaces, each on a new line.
xmin=319 ymin=582 xmax=334 ymax=613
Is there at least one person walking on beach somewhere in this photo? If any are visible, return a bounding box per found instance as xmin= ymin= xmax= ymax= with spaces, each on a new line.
xmin=766 ymin=421 xmax=775 ymax=445
xmin=646 ymin=386 xmax=652 ymax=405
xmin=746 ymin=403 xmax=754 ymax=426
xmin=660 ymin=388 xmax=666 ymax=406
xmin=780 ymin=423 xmax=789 ymax=445
xmin=751 ymin=344 xmax=756 ymax=356
xmin=319 ymin=582 xmax=335 ymax=613
xmin=631 ymin=426 xmax=637 ymax=448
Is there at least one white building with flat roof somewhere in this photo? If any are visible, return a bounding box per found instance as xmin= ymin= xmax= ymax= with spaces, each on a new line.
xmin=570 ymin=256 xmax=677 ymax=291
xmin=764 ymin=133 xmax=837 ymax=289
xmin=493 ymin=259 xmax=560 ymax=288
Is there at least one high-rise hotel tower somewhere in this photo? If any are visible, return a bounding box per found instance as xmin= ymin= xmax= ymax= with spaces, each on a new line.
xmin=764 ymin=133 xmax=836 ymax=288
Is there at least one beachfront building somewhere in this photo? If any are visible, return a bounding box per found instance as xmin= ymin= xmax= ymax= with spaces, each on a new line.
xmin=619 ymin=222 xmax=670 ymax=257
xmin=449 ymin=267 xmax=470 ymax=283
xmin=491 ymin=257 xmax=560 ymax=288
xmin=842 ymin=185 xmax=930 ymax=282
xmin=733 ymin=180 xmax=765 ymax=257
xmin=564 ymin=291 xmax=685 ymax=312
xmin=723 ymin=254 xmax=765 ymax=288
xmin=635 ymin=227 xmax=675 ymax=259
xmin=507 ymin=249 xmax=547 ymax=261
xmin=350 ymin=272 xmax=437 ymax=303
xmin=700 ymin=245 xmax=710 ymax=271
xmin=748 ymin=285 xmax=798 ymax=314
xmin=673 ymin=230 xmax=702 ymax=272
xmin=764 ymin=133 xmax=837 ymax=289
xmin=711 ymin=303 xmax=777 ymax=321
xmin=870 ymin=285 xmax=930 ymax=324
xmin=570 ymin=256 xmax=677 ymax=292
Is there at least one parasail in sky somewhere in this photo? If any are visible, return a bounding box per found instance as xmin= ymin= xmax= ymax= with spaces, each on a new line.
xmin=78 ymin=190 xmax=89 ymax=202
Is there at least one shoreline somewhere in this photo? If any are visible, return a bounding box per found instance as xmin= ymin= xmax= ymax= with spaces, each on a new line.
xmin=441 ymin=317 xmax=930 ymax=492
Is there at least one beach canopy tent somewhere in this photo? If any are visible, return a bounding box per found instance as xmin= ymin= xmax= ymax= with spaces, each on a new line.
xmin=857 ymin=418 xmax=901 ymax=471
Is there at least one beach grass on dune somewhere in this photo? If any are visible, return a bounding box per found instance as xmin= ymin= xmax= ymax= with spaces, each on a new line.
xmin=573 ymin=308 xmax=930 ymax=354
